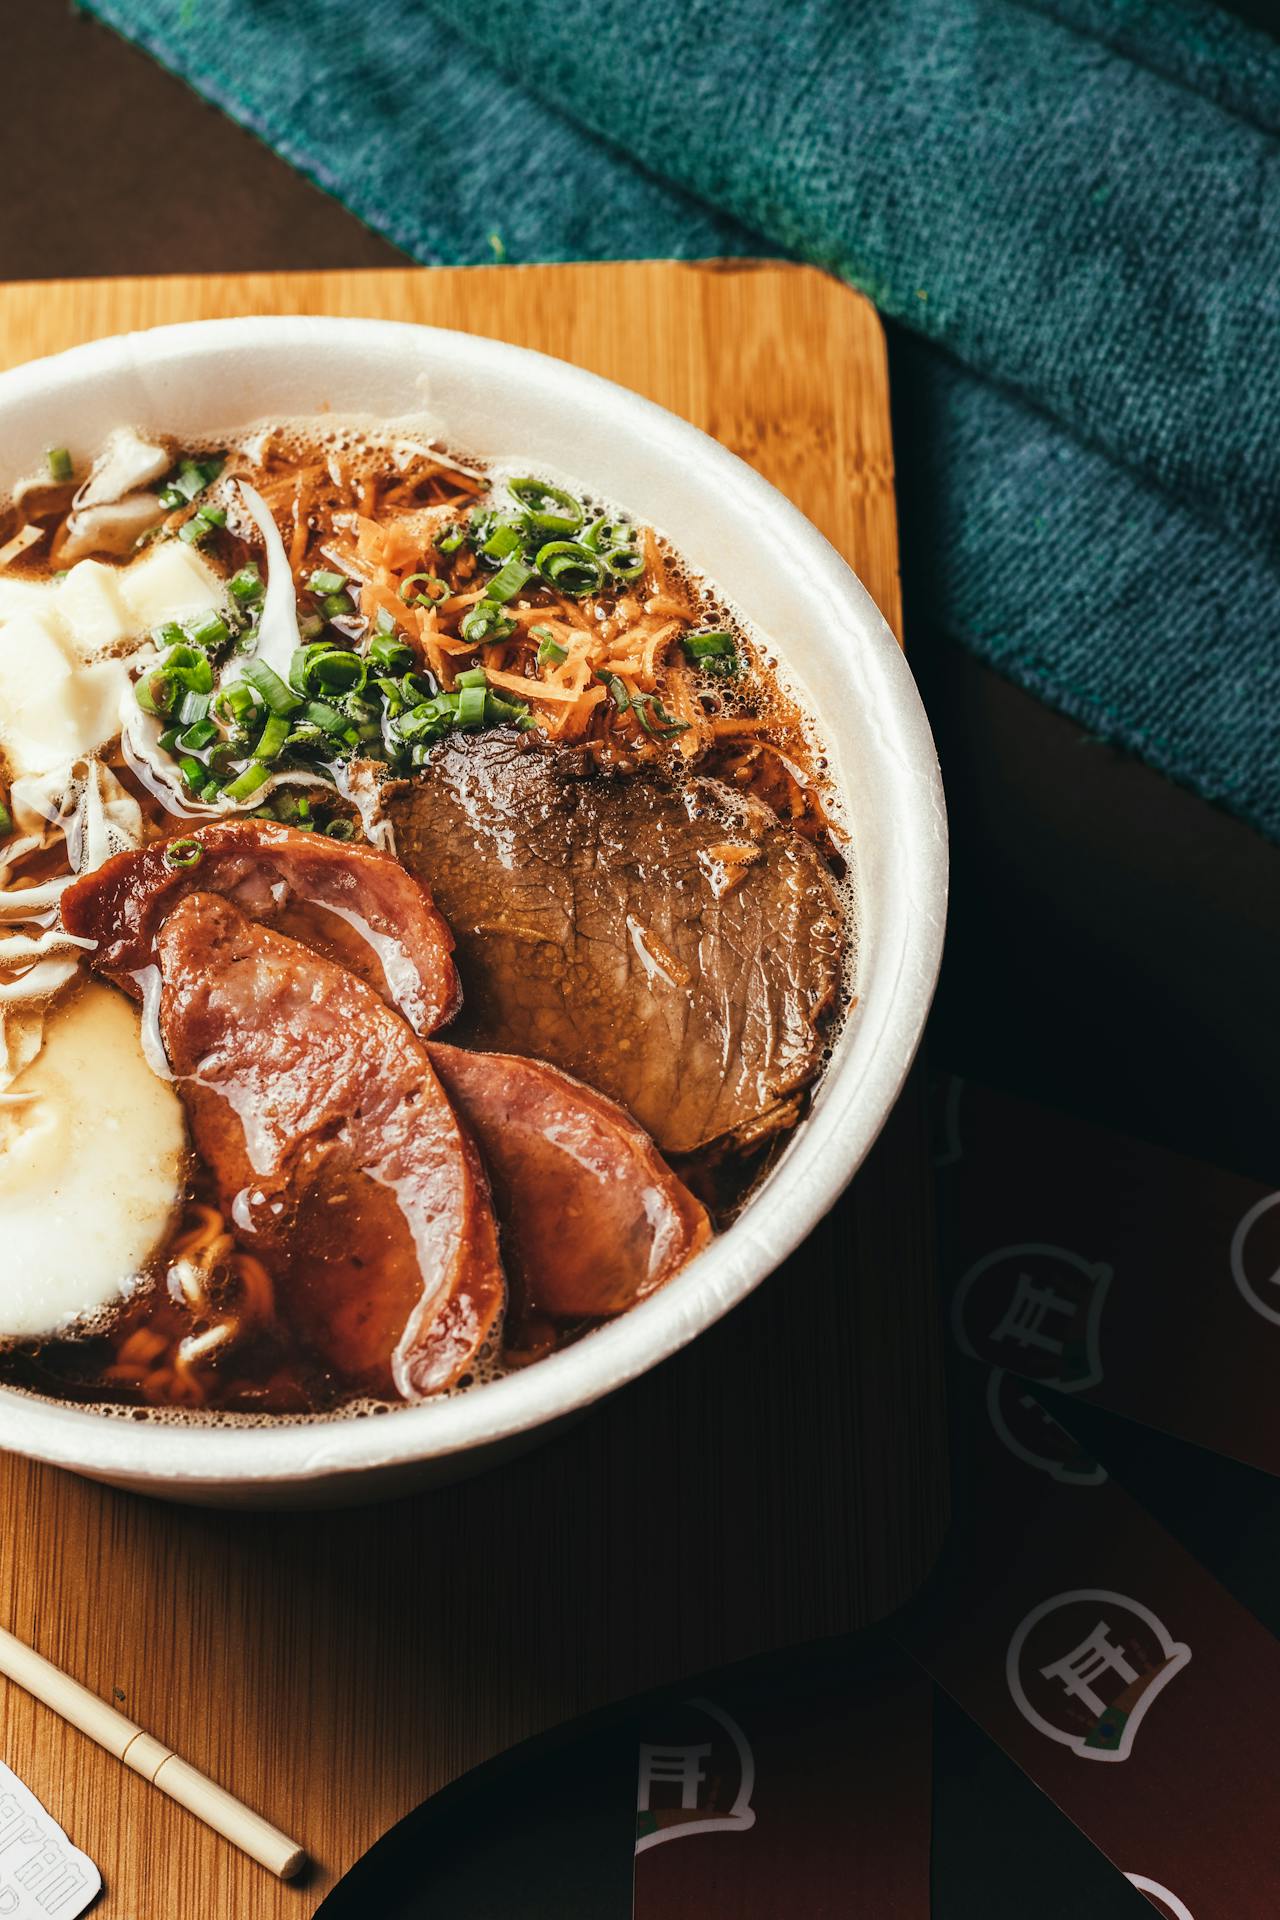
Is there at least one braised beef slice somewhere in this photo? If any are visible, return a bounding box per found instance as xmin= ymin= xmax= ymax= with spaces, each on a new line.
xmin=155 ymin=892 xmax=502 ymax=1400
xmin=427 ymin=1041 xmax=710 ymax=1325
xmin=63 ymin=818 xmax=460 ymax=1035
xmin=389 ymin=734 xmax=844 ymax=1155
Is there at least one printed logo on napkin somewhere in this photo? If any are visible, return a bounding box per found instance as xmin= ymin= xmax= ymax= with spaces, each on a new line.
xmin=0 ymin=1765 xmax=100 ymax=1918
xmin=935 ymin=1077 xmax=1280 ymax=1474
xmin=899 ymin=1351 xmax=1280 ymax=1919
xmin=631 ymin=1641 xmax=931 ymax=1916
xmin=1125 ymin=1875 xmax=1197 ymax=1919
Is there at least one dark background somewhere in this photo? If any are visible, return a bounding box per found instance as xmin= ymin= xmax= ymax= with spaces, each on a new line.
xmin=7 ymin=1 xmax=1275 ymax=1182
xmin=5 ymin=6 xmax=1276 ymax=1913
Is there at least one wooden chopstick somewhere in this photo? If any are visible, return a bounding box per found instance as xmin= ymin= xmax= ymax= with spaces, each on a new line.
xmin=0 ymin=1624 xmax=306 ymax=1879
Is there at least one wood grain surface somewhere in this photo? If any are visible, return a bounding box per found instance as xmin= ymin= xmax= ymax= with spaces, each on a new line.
xmin=0 ymin=261 xmax=942 ymax=1916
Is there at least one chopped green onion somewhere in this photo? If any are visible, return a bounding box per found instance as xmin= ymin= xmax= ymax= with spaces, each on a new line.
xmin=635 ymin=693 xmax=689 ymax=738
xmin=535 ymin=541 xmax=605 ymax=598
xmin=241 ymin=661 xmax=302 ymax=715
xmin=308 ymin=570 xmax=346 ymax=595
xmin=457 ymin=683 xmax=488 ymax=728
xmin=252 ymin=712 xmax=291 ymax=761
xmin=178 ymin=509 xmax=222 ymax=545
xmin=176 ymin=755 xmax=206 ymax=790
xmin=486 ymin=555 xmax=535 ymax=604
xmin=581 ymin=516 xmax=633 ymax=554
xmin=46 ymin=447 xmax=73 ymax=484
xmin=0 ymin=801 xmax=12 ymax=838
xmin=682 ymin=629 xmax=738 ymax=675
xmin=163 ymin=455 xmax=224 ymax=507
xmin=163 ymin=837 xmax=203 ymax=870
xmin=135 ymin=671 xmax=174 ymax=717
xmin=290 ymin=645 xmax=367 ymax=697
xmin=368 ymin=631 xmax=414 ymax=672
xmin=205 ymin=742 xmax=239 ymax=780
xmin=212 ymin=682 xmax=258 ymax=724
xmin=324 ymin=818 xmax=356 ymax=840
xmin=322 ymin=590 xmax=355 ymax=619
xmin=508 ymin=477 xmax=584 ymax=536
xmin=189 ymin=613 xmax=230 ymax=651
xmin=456 ymin=666 xmax=488 ymax=689
xmin=598 ymin=672 xmax=688 ymax=736
xmin=284 ymin=724 xmax=326 ymax=753
xmin=534 ymin=628 xmax=568 ymax=667
xmin=602 ymin=544 xmax=645 ymax=583
xmin=158 ymin=726 xmax=183 ymax=754
xmin=228 ymin=564 xmax=264 ymax=605
xmin=480 ymin=521 xmax=524 ymax=564
xmin=486 ymin=692 xmax=535 ymax=729
xmin=157 ymin=643 xmax=213 ymax=694
xmin=301 ymin=697 xmax=348 ymax=734
xmin=398 ymin=573 xmax=450 ymax=608
xmin=459 ymin=599 xmax=516 ymax=645
xmin=225 ymin=762 xmax=272 ymax=802
xmin=398 ymin=696 xmax=456 ymax=743
xmin=436 ymin=524 xmax=467 ymax=555
xmin=268 ymin=790 xmax=311 ymax=825
xmin=176 ymin=689 xmax=211 ymax=726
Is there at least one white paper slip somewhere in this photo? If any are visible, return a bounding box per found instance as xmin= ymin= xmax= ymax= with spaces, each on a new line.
xmin=0 ymin=1764 xmax=100 ymax=1918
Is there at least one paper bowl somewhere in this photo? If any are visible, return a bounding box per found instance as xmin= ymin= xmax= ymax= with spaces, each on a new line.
xmin=0 ymin=317 xmax=946 ymax=1505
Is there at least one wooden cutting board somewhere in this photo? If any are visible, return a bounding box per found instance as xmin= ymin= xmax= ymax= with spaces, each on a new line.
xmin=0 ymin=261 xmax=944 ymax=1917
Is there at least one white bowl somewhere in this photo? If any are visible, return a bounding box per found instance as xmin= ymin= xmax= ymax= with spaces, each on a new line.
xmin=0 ymin=317 xmax=946 ymax=1506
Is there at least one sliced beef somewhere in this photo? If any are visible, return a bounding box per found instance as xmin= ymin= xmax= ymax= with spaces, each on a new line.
xmin=427 ymin=1041 xmax=710 ymax=1325
xmin=389 ymin=733 xmax=844 ymax=1155
xmin=63 ymin=818 xmax=460 ymax=1035
xmin=155 ymin=893 xmax=503 ymax=1399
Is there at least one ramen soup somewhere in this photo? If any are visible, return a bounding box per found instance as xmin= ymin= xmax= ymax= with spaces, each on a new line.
xmin=0 ymin=424 xmax=849 ymax=1418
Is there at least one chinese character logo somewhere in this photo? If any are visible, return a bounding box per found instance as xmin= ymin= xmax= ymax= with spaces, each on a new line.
xmin=986 ymin=1370 xmax=1107 ymax=1486
xmin=635 ymin=1698 xmax=756 ymax=1854
xmin=1006 ymin=1589 xmax=1190 ymax=1763
xmin=1230 ymin=1192 xmax=1280 ymax=1328
xmin=953 ymin=1243 xmax=1111 ymax=1390
xmin=1124 ymin=1874 xmax=1196 ymax=1918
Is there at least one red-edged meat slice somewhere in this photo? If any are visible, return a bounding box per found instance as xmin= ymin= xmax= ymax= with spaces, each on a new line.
xmin=427 ymin=1041 xmax=710 ymax=1324
xmin=63 ymin=818 xmax=460 ymax=1035
xmin=155 ymin=892 xmax=502 ymax=1399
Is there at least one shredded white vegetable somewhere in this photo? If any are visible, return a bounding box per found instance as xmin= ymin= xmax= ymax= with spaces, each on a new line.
xmin=236 ymin=480 xmax=302 ymax=685
xmin=0 ymin=755 xmax=146 ymax=1090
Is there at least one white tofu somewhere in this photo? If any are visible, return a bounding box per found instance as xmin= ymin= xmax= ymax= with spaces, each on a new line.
xmin=0 ymin=609 xmax=128 ymax=776
xmin=0 ymin=982 xmax=187 ymax=1337
xmin=0 ymin=575 xmax=51 ymax=622
xmin=55 ymin=559 xmax=132 ymax=655
xmin=119 ymin=541 xmax=225 ymax=631
xmin=0 ymin=539 xmax=228 ymax=776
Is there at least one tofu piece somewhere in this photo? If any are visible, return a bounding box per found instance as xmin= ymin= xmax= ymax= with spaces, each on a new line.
xmin=0 ymin=609 xmax=127 ymax=776
xmin=119 ymin=542 xmax=225 ymax=631
xmin=55 ymin=559 xmax=132 ymax=655
xmin=0 ymin=982 xmax=187 ymax=1337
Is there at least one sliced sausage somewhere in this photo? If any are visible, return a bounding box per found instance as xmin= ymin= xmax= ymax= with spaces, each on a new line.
xmin=63 ymin=817 xmax=460 ymax=1035
xmin=427 ymin=1041 xmax=710 ymax=1324
xmin=156 ymin=893 xmax=503 ymax=1399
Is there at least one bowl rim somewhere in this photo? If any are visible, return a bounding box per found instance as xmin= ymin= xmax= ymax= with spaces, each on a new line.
xmin=0 ymin=314 xmax=947 ymax=1489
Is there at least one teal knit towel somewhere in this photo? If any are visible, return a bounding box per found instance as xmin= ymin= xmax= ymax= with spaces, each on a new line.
xmin=79 ymin=0 xmax=1280 ymax=838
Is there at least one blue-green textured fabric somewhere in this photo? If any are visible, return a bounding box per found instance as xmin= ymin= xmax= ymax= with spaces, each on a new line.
xmin=79 ymin=0 xmax=1280 ymax=837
